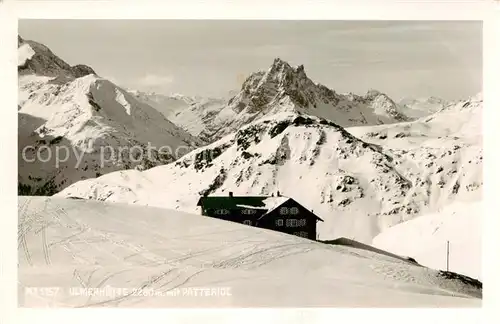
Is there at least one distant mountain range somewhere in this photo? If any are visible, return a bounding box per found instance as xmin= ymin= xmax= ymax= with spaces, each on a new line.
xmin=398 ymin=96 xmax=450 ymax=118
xmin=129 ymin=58 xmax=418 ymax=143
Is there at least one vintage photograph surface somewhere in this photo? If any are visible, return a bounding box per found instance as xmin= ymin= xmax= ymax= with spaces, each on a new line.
xmin=17 ymin=20 xmax=482 ymax=307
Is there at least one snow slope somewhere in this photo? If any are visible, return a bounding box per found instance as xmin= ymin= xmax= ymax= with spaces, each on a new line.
xmin=18 ymin=37 xmax=200 ymax=195
xmin=17 ymin=196 xmax=481 ymax=308
xmin=57 ymin=94 xmax=482 ymax=243
xmin=129 ymin=90 xmax=226 ymax=141
xmin=373 ymin=201 xmax=482 ymax=280
xmin=349 ymin=93 xmax=482 ymax=145
xmin=347 ymin=94 xmax=483 ymax=207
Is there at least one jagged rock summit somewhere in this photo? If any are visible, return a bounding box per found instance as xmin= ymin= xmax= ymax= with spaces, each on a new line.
xmin=231 ymin=57 xmax=327 ymax=113
xmin=199 ymin=58 xmax=409 ymax=140
xmin=129 ymin=58 xmax=411 ymax=143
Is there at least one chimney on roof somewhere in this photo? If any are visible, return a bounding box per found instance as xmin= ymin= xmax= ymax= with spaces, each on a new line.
xmin=271 ymin=193 xmax=274 ymax=197
xmin=229 ymin=191 xmax=233 ymax=197
xmin=277 ymin=191 xmax=281 ymax=197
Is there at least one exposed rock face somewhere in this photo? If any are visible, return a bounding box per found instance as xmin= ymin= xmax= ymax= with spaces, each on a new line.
xmin=131 ymin=58 xmax=411 ymax=144
xmin=18 ymin=36 xmax=97 ymax=79
xmin=196 ymin=58 xmax=411 ymax=141
xmin=71 ymin=64 xmax=97 ymax=78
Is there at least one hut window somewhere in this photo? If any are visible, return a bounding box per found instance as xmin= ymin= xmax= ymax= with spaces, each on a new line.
xmin=276 ymin=219 xmax=284 ymax=226
xmin=279 ymin=207 xmax=289 ymax=215
xmin=290 ymin=207 xmax=299 ymax=215
xmin=216 ymin=209 xmax=230 ymax=215
xmin=242 ymin=209 xmax=256 ymax=215
xmin=243 ymin=220 xmax=252 ymax=225
xmin=298 ymin=219 xmax=306 ymax=226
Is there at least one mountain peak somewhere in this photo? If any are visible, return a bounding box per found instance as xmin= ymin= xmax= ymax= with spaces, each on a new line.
xmin=365 ymin=89 xmax=384 ymax=100
xmin=271 ymin=57 xmax=291 ymax=69
xmin=211 ymin=58 xmax=413 ymax=140
xmin=228 ymin=58 xmax=317 ymax=117
xmin=272 ymin=57 xmax=287 ymax=66
xmin=18 ymin=36 xmax=97 ymax=80
xmin=238 ymin=58 xmax=312 ymax=98
xmin=268 ymin=57 xmax=307 ymax=79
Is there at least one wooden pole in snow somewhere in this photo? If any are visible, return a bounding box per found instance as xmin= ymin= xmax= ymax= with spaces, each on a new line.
xmin=446 ymin=240 xmax=450 ymax=272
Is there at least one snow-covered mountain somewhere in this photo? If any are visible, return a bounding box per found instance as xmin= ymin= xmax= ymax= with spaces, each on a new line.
xmin=398 ymin=96 xmax=450 ymax=119
xmin=128 ymin=90 xmax=192 ymax=116
xmin=347 ymin=93 xmax=482 ymax=156
xmin=18 ymin=36 xmax=96 ymax=80
xmin=130 ymin=58 xmax=409 ymax=143
xmin=56 ymin=92 xmax=482 ymax=244
xmin=19 ymin=40 xmax=481 ymax=278
xmin=202 ymin=58 xmax=410 ymax=140
xmin=18 ymin=196 xmax=481 ymax=307
xmin=16 ymin=33 xmax=483 ymax=305
xmin=18 ymin=37 xmax=200 ymax=195
xmin=128 ymin=90 xmax=226 ymax=142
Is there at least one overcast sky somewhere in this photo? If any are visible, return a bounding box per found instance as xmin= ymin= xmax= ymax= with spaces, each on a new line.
xmin=19 ymin=20 xmax=482 ymax=101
